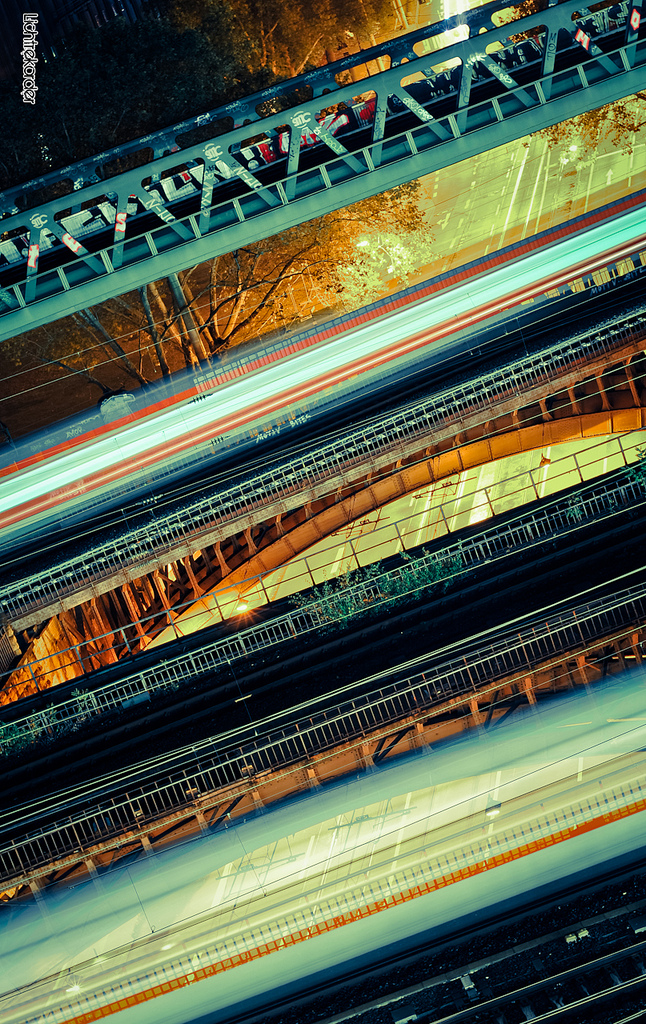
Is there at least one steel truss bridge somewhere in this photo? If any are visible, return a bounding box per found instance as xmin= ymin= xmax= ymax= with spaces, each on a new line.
xmin=0 ymin=0 xmax=644 ymax=341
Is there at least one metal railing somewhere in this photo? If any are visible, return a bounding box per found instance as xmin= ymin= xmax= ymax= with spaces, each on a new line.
xmin=3 ymin=311 xmax=644 ymax=625
xmin=1 ymin=453 xmax=645 ymax=728
xmin=2 ymin=573 xmax=646 ymax=885
xmin=6 ymin=761 xmax=646 ymax=1024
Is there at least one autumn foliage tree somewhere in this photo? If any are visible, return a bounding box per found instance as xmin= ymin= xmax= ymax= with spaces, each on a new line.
xmin=165 ymin=0 xmax=395 ymax=77
xmin=536 ymin=93 xmax=646 ymax=153
xmin=0 ymin=183 xmax=433 ymax=436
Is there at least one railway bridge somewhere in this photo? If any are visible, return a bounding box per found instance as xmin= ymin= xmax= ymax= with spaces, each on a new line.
xmin=1 ymin=4 xmax=646 ymax=989
xmin=2 ymin=305 xmax=646 ymax=696
xmin=0 ymin=0 xmax=643 ymax=340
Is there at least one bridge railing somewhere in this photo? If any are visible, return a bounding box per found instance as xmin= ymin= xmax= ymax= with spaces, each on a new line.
xmin=1 ymin=572 xmax=645 ymax=886
xmin=3 ymin=312 xmax=644 ymax=626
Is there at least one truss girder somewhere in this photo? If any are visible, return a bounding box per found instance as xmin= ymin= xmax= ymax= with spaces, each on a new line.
xmin=0 ymin=0 xmax=643 ymax=341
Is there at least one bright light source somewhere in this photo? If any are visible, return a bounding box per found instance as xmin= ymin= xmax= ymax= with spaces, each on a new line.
xmin=356 ymin=239 xmax=369 ymax=248
xmin=66 ymin=984 xmax=81 ymax=994
xmin=387 ymin=265 xmax=394 ymax=274
xmin=236 ymin=600 xmax=249 ymax=612
xmin=485 ymin=797 xmax=501 ymax=818
xmin=569 ymin=144 xmax=578 ymax=152
xmin=161 ymin=943 xmax=173 ymax=950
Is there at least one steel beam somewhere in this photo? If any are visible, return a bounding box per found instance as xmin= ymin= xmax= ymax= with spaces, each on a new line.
xmin=0 ymin=0 xmax=643 ymax=341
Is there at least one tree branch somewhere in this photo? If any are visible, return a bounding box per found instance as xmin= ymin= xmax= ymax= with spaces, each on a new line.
xmin=76 ymin=308 xmax=149 ymax=387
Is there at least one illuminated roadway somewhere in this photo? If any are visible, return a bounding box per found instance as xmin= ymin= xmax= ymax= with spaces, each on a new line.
xmin=2 ymin=675 xmax=646 ymax=1024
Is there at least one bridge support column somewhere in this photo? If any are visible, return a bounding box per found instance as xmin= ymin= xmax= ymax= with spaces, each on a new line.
xmin=250 ymin=789 xmax=264 ymax=811
xmin=28 ymin=876 xmax=52 ymax=923
xmin=85 ymin=857 xmax=98 ymax=879
xmin=29 ymin=876 xmax=46 ymax=902
xmin=631 ymin=632 xmax=643 ymax=664
xmin=358 ymin=743 xmax=375 ymax=770
xmin=596 ymin=374 xmax=611 ymax=411
xmin=411 ymin=721 xmax=428 ymax=749
xmin=567 ymin=387 xmax=582 ymax=414
xmin=539 ymin=398 xmax=553 ymax=422
xmin=215 ymin=542 xmax=230 ymax=575
xmin=140 ymin=834 xmax=154 ymax=856
xmin=195 ymin=809 xmax=210 ymax=834
xmin=624 ymin=360 xmax=640 ymax=407
xmin=521 ymin=676 xmax=537 ymax=705
xmin=575 ymin=654 xmax=591 ymax=687
xmin=306 ymin=765 xmax=320 ymax=788
xmin=612 ymin=640 xmax=626 ymax=671
xmin=469 ymin=698 xmax=483 ymax=727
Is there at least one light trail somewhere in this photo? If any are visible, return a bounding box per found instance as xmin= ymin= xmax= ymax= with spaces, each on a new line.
xmin=1 ymin=204 xmax=645 ymax=541
xmin=3 ymin=673 xmax=646 ymax=1024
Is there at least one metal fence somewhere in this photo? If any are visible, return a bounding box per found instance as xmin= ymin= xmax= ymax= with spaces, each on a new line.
xmin=3 ymin=311 xmax=644 ymax=624
xmin=2 ymin=573 xmax=646 ymax=885
xmin=2 ymin=459 xmax=644 ymax=741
